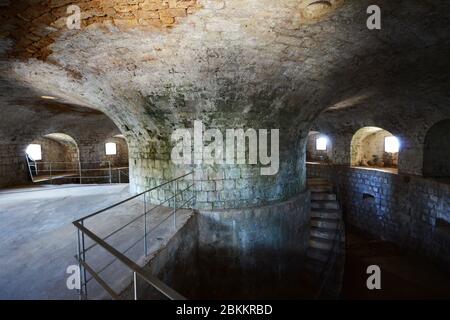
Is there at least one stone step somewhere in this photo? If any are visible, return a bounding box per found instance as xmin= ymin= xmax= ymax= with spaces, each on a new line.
xmin=309 ymin=185 xmax=333 ymax=192
xmin=311 ymin=226 xmax=339 ymax=240
xmin=309 ymin=236 xmax=334 ymax=250
xmin=311 ymin=200 xmax=339 ymax=210
xmin=311 ymin=192 xmax=336 ymax=201
xmin=306 ymin=247 xmax=329 ymax=262
xmin=311 ymin=218 xmax=340 ymax=230
xmin=311 ymin=209 xmax=341 ymax=220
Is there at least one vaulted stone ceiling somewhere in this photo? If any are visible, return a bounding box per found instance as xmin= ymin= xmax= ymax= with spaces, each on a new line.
xmin=1 ymin=0 xmax=449 ymax=148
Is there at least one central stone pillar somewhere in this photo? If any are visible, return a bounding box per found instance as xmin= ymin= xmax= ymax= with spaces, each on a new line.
xmin=127 ymin=126 xmax=307 ymax=210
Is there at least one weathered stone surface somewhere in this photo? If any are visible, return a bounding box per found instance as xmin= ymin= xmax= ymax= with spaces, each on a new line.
xmin=1 ymin=0 xmax=450 ymax=210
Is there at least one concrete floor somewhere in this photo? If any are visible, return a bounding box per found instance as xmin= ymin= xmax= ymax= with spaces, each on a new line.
xmin=0 ymin=184 xmax=193 ymax=300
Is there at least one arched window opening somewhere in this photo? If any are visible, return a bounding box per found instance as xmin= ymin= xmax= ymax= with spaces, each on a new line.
xmin=351 ymin=127 xmax=399 ymax=172
xmin=307 ymin=131 xmax=332 ymax=163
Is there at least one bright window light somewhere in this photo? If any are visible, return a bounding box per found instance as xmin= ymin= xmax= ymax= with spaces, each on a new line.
xmin=316 ymin=137 xmax=328 ymax=151
xmin=26 ymin=144 xmax=42 ymax=161
xmin=105 ymin=143 xmax=117 ymax=155
xmin=385 ymin=136 xmax=400 ymax=153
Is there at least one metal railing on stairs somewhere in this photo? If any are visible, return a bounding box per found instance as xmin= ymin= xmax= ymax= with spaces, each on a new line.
xmin=72 ymin=171 xmax=195 ymax=300
xmin=314 ymin=179 xmax=346 ymax=299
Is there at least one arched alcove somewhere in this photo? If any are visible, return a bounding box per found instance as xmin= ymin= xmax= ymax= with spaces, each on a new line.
xmin=351 ymin=127 xmax=399 ymax=170
xmin=27 ymin=133 xmax=79 ymax=164
xmin=423 ymin=119 xmax=450 ymax=179
xmin=105 ymin=134 xmax=129 ymax=168
xmin=306 ymin=131 xmax=333 ymax=163
xmin=25 ymin=133 xmax=80 ymax=182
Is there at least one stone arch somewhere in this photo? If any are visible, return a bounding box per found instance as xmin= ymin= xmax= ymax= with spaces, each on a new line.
xmin=423 ymin=119 xmax=450 ymax=179
xmin=25 ymin=132 xmax=81 ymax=181
xmin=26 ymin=132 xmax=80 ymax=164
xmin=351 ymin=127 xmax=399 ymax=169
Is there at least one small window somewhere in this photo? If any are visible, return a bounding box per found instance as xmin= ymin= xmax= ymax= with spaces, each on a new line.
xmin=26 ymin=144 xmax=42 ymax=161
xmin=385 ymin=136 xmax=399 ymax=153
xmin=316 ymin=137 xmax=327 ymax=151
xmin=105 ymin=143 xmax=117 ymax=155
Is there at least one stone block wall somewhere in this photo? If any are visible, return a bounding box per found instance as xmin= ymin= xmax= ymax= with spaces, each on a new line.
xmin=129 ymin=156 xmax=305 ymax=210
xmin=307 ymin=163 xmax=450 ymax=268
xmin=127 ymin=133 xmax=307 ymax=210
xmin=78 ymin=136 xmax=129 ymax=168
xmin=0 ymin=143 xmax=29 ymax=187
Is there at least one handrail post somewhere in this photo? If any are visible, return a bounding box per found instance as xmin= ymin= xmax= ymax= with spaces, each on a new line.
xmin=78 ymin=161 xmax=82 ymax=184
xmin=173 ymin=180 xmax=177 ymax=230
xmin=119 ymin=170 xmax=121 ymax=184
xmin=144 ymin=192 xmax=147 ymax=256
xmin=76 ymin=229 xmax=83 ymax=300
xmin=133 ymin=272 xmax=138 ymax=300
xmin=192 ymin=170 xmax=196 ymax=208
xmin=49 ymin=163 xmax=53 ymax=184
xmin=80 ymin=221 xmax=88 ymax=298
xmin=109 ymin=161 xmax=112 ymax=184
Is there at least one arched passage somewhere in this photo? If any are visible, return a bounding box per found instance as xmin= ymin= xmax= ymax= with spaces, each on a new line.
xmin=351 ymin=127 xmax=399 ymax=170
xmin=423 ymin=119 xmax=450 ymax=179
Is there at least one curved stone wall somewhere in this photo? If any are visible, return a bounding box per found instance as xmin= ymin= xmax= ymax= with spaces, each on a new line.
xmin=128 ymin=137 xmax=307 ymax=209
xmin=124 ymin=190 xmax=311 ymax=299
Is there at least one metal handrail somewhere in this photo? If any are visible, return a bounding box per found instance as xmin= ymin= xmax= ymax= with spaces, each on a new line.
xmin=74 ymin=171 xmax=193 ymax=223
xmin=73 ymin=171 xmax=195 ymax=300
xmin=314 ymin=175 xmax=346 ymax=299
xmin=73 ymin=221 xmax=186 ymax=300
xmin=83 ymin=184 xmax=195 ymax=254
xmin=314 ymin=219 xmax=344 ymax=299
xmin=114 ymin=167 xmax=129 ymax=183
xmin=25 ymin=154 xmax=129 ymax=185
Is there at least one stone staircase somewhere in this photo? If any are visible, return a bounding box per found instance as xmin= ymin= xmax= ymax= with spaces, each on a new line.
xmin=306 ymin=177 xmax=344 ymax=275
